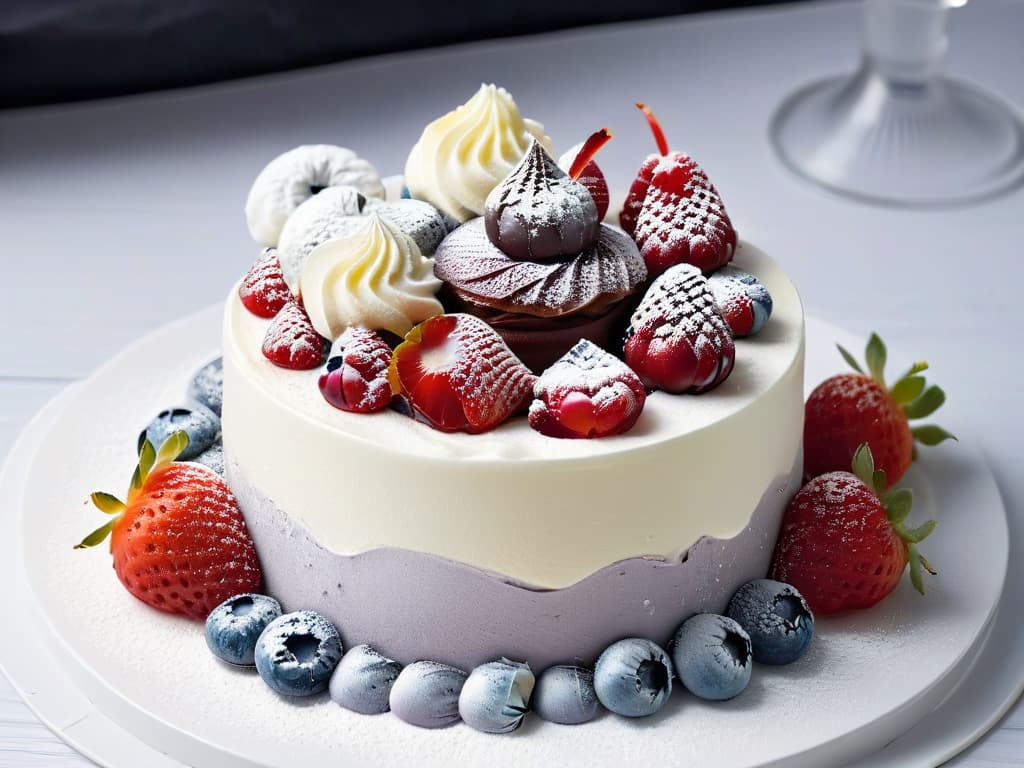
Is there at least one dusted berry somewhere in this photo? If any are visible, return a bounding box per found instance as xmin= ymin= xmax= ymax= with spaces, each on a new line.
xmin=239 ymin=249 xmax=292 ymax=318
xmin=623 ymin=104 xmax=736 ymax=276
xmin=484 ymin=138 xmax=598 ymax=261
xmin=670 ymin=613 xmax=752 ymax=701
xmin=593 ymin=638 xmax=673 ymax=718
xmin=707 ymin=265 xmax=773 ymax=337
xmin=205 ymin=593 xmax=282 ymax=667
xmin=254 ymin=611 xmax=343 ymax=697
xmin=329 ymin=644 xmax=403 ymax=715
xmin=532 ymin=664 xmax=601 ymax=725
xmin=388 ymin=314 xmax=536 ymax=433
xmin=558 ymin=129 xmax=614 ymax=220
xmin=804 ymin=333 xmax=954 ymax=485
xmin=187 ymin=357 xmax=224 ymax=416
xmin=772 ymin=444 xmax=937 ymax=614
xmin=138 ymin=406 xmax=219 ymax=460
xmin=389 ymin=660 xmax=468 ymax=728
xmin=319 ymin=328 xmax=393 ymax=413
xmin=193 ymin=441 xmax=224 ymax=476
xmin=726 ymin=579 xmax=814 ymax=665
xmin=624 ymin=263 xmax=735 ymax=394
xmin=529 ymin=339 xmax=646 ymax=439
xmin=458 ymin=659 xmax=535 ymax=734
xmin=261 ymin=300 xmax=328 ymax=370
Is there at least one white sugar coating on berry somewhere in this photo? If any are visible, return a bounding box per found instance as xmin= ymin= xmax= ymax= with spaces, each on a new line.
xmin=437 ymin=315 xmax=536 ymax=421
xmin=434 ymin=219 xmax=645 ymax=317
xmin=634 ymin=155 xmax=735 ymax=268
xmin=534 ymin=339 xmax=641 ymax=398
xmin=630 ymin=264 xmax=731 ymax=352
xmin=814 ymin=374 xmax=888 ymax=413
xmin=245 ymin=145 xmax=385 ymax=247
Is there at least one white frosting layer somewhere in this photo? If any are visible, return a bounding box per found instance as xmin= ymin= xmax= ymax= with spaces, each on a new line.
xmin=223 ymin=242 xmax=804 ymax=589
xmin=300 ymin=214 xmax=443 ymax=340
xmin=404 ymin=84 xmax=552 ymax=222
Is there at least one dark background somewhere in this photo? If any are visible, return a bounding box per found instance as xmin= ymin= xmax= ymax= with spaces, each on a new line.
xmin=1 ymin=0 xmax=800 ymax=109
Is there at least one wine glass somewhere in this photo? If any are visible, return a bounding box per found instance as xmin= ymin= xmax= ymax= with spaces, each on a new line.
xmin=771 ymin=0 xmax=1024 ymax=207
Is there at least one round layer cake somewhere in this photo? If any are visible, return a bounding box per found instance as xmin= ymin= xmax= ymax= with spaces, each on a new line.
xmin=222 ymin=240 xmax=804 ymax=671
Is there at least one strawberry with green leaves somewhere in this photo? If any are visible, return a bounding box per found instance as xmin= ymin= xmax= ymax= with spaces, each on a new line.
xmin=803 ymin=333 xmax=955 ymax=485
xmin=77 ymin=432 xmax=262 ymax=620
xmin=772 ymin=444 xmax=936 ymax=615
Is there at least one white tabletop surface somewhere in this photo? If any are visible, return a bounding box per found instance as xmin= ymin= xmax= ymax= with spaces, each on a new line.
xmin=1 ymin=0 xmax=1022 ymax=765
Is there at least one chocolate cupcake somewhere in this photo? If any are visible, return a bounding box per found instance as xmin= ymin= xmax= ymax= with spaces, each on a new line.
xmin=434 ymin=141 xmax=646 ymax=372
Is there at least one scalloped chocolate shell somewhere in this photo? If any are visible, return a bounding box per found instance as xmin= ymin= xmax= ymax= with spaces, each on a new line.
xmin=434 ymin=219 xmax=646 ymax=319
xmin=484 ymin=139 xmax=599 ymax=261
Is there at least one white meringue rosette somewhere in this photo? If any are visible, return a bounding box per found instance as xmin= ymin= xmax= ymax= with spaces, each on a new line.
xmin=404 ymin=83 xmax=553 ymax=222
xmin=245 ymin=145 xmax=385 ymax=247
xmin=299 ymin=213 xmax=443 ymax=339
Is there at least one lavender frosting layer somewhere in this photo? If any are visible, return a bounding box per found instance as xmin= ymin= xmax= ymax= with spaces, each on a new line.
xmin=227 ymin=455 xmax=799 ymax=672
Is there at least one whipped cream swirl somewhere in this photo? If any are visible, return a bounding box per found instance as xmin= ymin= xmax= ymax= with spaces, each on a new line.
xmin=300 ymin=214 xmax=443 ymax=339
xmin=404 ymin=84 xmax=552 ymax=223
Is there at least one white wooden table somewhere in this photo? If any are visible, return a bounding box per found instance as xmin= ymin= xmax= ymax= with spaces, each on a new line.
xmin=1 ymin=0 xmax=1022 ymax=764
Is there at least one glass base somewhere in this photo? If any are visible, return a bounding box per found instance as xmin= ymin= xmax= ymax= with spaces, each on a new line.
xmin=771 ymin=65 xmax=1024 ymax=207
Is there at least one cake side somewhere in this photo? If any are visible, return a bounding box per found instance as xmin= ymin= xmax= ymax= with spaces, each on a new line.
xmin=222 ymin=241 xmax=804 ymax=590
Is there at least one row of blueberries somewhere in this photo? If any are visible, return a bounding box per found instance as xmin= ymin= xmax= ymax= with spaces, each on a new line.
xmin=205 ymin=578 xmax=814 ymax=732
xmin=139 ymin=358 xmax=226 ymax=474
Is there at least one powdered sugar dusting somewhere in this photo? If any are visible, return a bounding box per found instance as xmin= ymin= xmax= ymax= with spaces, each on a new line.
xmin=435 ymin=219 xmax=645 ymax=317
xmin=634 ymin=154 xmax=736 ymax=275
xmin=261 ymin=301 xmax=326 ymax=370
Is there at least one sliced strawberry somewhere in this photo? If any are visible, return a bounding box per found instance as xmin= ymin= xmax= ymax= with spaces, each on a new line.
xmin=707 ymin=265 xmax=773 ymax=337
xmin=261 ymin=300 xmax=327 ymax=370
xmin=804 ymin=334 xmax=955 ymax=485
xmin=624 ymin=263 xmax=734 ymax=394
xmin=239 ymin=248 xmax=292 ymax=318
xmin=529 ymin=340 xmax=646 ymax=439
xmin=319 ymin=327 xmax=393 ymax=413
xmin=771 ymin=444 xmax=936 ymax=615
xmin=388 ymin=314 xmax=536 ymax=433
xmin=77 ymin=432 xmax=262 ymax=620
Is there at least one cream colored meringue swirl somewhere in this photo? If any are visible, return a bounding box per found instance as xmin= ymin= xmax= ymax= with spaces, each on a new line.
xmin=404 ymin=83 xmax=553 ymax=223
xmin=300 ymin=214 xmax=443 ymax=339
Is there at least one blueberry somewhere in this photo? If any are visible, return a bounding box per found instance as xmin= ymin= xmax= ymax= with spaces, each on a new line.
xmin=329 ymin=644 xmax=402 ymax=715
xmin=593 ymin=638 xmax=673 ymax=717
xmin=205 ymin=593 xmax=281 ymax=666
xmin=254 ymin=611 xmax=343 ymax=696
xmin=532 ymin=664 xmax=600 ymax=725
xmin=400 ymin=185 xmax=412 ymax=199
xmin=458 ymin=659 xmax=534 ymax=734
xmin=194 ymin=441 xmax=224 ymax=476
xmin=726 ymin=579 xmax=814 ymax=665
xmin=188 ymin=357 xmax=224 ymax=416
xmin=389 ymin=661 xmax=468 ymax=728
xmin=670 ymin=614 xmax=752 ymax=701
xmin=139 ymin=406 xmax=219 ymax=460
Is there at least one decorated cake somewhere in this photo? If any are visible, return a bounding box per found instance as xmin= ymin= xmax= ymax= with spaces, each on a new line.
xmin=78 ymin=83 xmax=951 ymax=734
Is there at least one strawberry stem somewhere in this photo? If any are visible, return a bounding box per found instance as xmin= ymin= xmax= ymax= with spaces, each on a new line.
xmin=636 ymin=102 xmax=669 ymax=156
xmin=568 ymin=129 xmax=613 ymax=181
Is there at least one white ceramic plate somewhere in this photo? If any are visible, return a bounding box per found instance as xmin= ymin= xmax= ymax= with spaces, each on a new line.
xmin=0 ymin=307 xmax=1014 ymax=768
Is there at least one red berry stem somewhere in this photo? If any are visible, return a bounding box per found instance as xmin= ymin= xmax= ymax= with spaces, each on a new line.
xmin=636 ymin=102 xmax=669 ymax=156
xmin=568 ymin=128 xmax=613 ymax=181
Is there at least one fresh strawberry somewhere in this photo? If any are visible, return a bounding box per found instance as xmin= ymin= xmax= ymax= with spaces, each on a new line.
xmin=239 ymin=248 xmax=292 ymax=318
xmin=707 ymin=265 xmax=773 ymax=337
xmin=261 ymin=299 xmax=328 ymax=370
xmin=560 ymin=129 xmax=613 ymax=220
xmin=771 ymin=443 xmax=936 ymax=614
xmin=319 ymin=327 xmax=393 ymax=413
xmin=624 ymin=263 xmax=734 ymax=394
xmin=388 ymin=314 xmax=536 ymax=433
xmin=622 ymin=104 xmax=736 ymax=276
xmin=76 ymin=432 xmax=262 ymax=620
xmin=529 ymin=339 xmax=647 ymax=439
xmin=804 ymin=333 xmax=955 ymax=485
